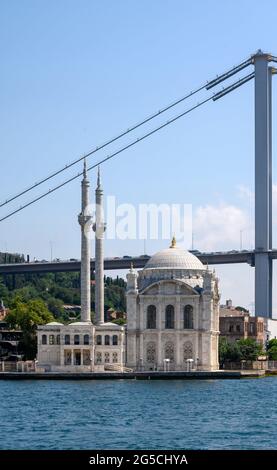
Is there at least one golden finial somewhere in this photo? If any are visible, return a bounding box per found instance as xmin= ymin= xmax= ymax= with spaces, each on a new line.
xmin=170 ymin=235 xmax=176 ymax=248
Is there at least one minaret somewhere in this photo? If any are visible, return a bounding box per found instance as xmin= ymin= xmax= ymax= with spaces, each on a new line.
xmin=78 ymin=159 xmax=92 ymax=322
xmin=93 ymin=167 xmax=106 ymax=324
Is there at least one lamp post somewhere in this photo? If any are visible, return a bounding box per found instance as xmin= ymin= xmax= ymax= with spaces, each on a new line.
xmin=186 ymin=358 xmax=194 ymax=372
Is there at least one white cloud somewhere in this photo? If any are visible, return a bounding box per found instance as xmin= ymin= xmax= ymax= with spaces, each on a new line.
xmin=193 ymin=203 xmax=250 ymax=252
xmin=192 ymin=185 xmax=277 ymax=315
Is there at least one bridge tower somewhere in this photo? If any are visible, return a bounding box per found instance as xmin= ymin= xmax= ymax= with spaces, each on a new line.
xmin=254 ymin=51 xmax=274 ymax=318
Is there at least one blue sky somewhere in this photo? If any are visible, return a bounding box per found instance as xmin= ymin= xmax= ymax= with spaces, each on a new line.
xmin=0 ymin=0 xmax=276 ymax=314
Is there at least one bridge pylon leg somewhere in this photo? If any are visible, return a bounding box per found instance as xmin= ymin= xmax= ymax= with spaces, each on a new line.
xmin=254 ymin=51 xmax=273 ymax=318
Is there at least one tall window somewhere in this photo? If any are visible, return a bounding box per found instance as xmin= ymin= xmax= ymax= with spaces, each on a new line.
xmin=147 ymin=305 xmax=156 ymax=329
xmin=56 ymin=335 xmax=60 ymax=345
xmin=84 ymin=334 xmax=89 ymax=345
xmin=64 ymin=350 xmax=71 ymax=365
xmin=183 ymin=341 xmax=193 ymax=361
xmin=112 ymin=335 xmax=118 ymax=345
xmin=165 ymin=305 xmax=174 ymax=329
xmin=96 ymin=335 xmax=102 ymax=345
xmin=49 ymin=335 xmax=55 ymax=345
xmin=165 ymin=342 xmax=174 ymax=361
xmin=83 ymin=350 xmax=91 ymax=365
xmin=42 ymin=335 xmax=47 ymax=345
xmin=184 ymin=305 xmax=193 ymax=329
xmin=74 ymin=334 xmax=80 ymax=345
xmin=112 ymin=352 xmax=118 ymax=363
xmin=105 ymin=335 xmax=110 ymax=346
xmin=65 ymin=334 xmax=70 ymax=345
xmin=146 ymin=342 xmax=156 ymax=363
xmin=96 ymin=352 xmax=102 ymax=363
xmin=104 ymin=352 xmax=110 ymax=363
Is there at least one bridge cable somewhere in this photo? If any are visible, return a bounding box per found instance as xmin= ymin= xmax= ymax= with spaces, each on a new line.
xmin=0 ymin=56 xmax=252 ymax=209
xmin=0 ymin=95 xmax=215 ymax=223
xmin=0 ymin=70 xmax=255 ymax=223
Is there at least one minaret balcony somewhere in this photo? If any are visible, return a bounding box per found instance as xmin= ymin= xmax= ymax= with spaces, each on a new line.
xmin=78 ymin=213 xmax=92 ymax=226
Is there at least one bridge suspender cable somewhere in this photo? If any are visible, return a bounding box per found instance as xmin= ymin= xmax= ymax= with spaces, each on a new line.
xmin=0 ymin=70 xmax=255 ymax=224
xmin=0 ymin=56 xmax=252 ymax=209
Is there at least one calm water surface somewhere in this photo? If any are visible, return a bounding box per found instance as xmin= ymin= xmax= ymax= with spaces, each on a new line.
xmin=0 ymin=377 xmax=276 ymax=450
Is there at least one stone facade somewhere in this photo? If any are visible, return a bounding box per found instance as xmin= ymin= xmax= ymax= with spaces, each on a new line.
xmin=37 ymin=322 xmax=125 ymax=372
xmin=126 ymin=240 xmax=220 ymax=371
xmin=219 ymin=314 xmax=265 ymax=345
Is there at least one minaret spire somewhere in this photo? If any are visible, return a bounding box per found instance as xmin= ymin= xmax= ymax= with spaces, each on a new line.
xmin=93 ymin=167 xmax=106 ymax=324
xmin=97 ymin=165 xmax=101 ymax=189
xmin=83 ymin=157 xmax=87 ymax=178
xmin=78 ymin=159 xmax=92 ymax=322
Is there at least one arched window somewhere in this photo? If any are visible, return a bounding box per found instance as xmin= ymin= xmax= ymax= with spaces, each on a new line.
xmin=184 ymin=305 xmax=193 ymax=329
xmin=74 ymin=334 xmax=80 ymax=345
xmin=96 ymin=335 xmax=102 ymax=345
xmin=183 ymin=341 xmax=193 ymax=361
xmin=147 ymin=305 xmax=156 ymax=329
xmin=84 ymin=334 xmax=89 ymax=345
xmin=49 ymin=335 xmax=55 ymax=345
xmin=56 ymin=335 xmax=60 ymax=345
xmin=165 ymin=305 xmax=174 ymax=329
xmin=105 ymin=335 xmax=110 ymax=346
xmin=42 ymin=334 xmax=47 ymax=345
xmin=112 ymin=335 xmax=118 ymax=345
xmin=65 ymin=334 xmax=70 ymax=345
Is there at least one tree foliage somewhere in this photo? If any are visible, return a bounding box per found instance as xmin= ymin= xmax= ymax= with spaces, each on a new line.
xmin=219 ymin=337 xmax=264 ymax=365
xmin=267 ymin=339 xmax=277 ymax=360
xmin=5 ymin=298 xmax=54 ymax=359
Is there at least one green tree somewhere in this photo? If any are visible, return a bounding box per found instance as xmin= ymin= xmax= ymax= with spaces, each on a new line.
xmin=5 ymin=298 xmax=54 ymax=359
xmin=237 ymin=338 xmax=263 ymax=361
xmin=47 ymin=298 xmax=65 ymax=319
xmin=235 ymin=306 xmax=249 ymax=313
xmin=219 ymin=337 xmax=241 ymax=365
xmin=0 ymin=280 xmax=9 ymax=304
xmin=267 ymin=339 xmax=277 ymax=360
xmin=112 ymin=318 xmax=126 ymax=326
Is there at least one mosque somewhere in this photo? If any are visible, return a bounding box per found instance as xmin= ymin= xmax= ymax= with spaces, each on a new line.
xmin=37 ymin=164 xmax=220 ymax=372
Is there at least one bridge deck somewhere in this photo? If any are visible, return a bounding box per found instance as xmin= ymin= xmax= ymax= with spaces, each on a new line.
xmin=0 ymin=250 xmax=276 ymax=274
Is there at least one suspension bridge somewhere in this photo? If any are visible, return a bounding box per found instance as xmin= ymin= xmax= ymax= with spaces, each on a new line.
xmin=0 ymin=50 xmax=276 ymax=317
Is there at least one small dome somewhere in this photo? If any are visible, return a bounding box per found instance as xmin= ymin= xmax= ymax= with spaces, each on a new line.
xmin=45 ymin=321 xmax=63 ymax=326
xmin=145 ymin=242 xmax=204 ymax=271
xmin=68 ymin=321 xmax=92 ymax=326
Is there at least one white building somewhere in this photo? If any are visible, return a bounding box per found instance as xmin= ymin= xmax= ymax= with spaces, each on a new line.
xmin=265 ymin=318 xmax=277 ymax=343
xmin=126 ymin=238 xmax=220 ymax=371
xmin=37 ymin=163 xmax=221 ymax=373
xmin=37 ymin=163 xmax=125 ymax=372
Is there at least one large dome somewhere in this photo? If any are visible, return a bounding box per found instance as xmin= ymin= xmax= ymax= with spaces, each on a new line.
xmin=145 ymin=239 xmax=204 ymax=271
